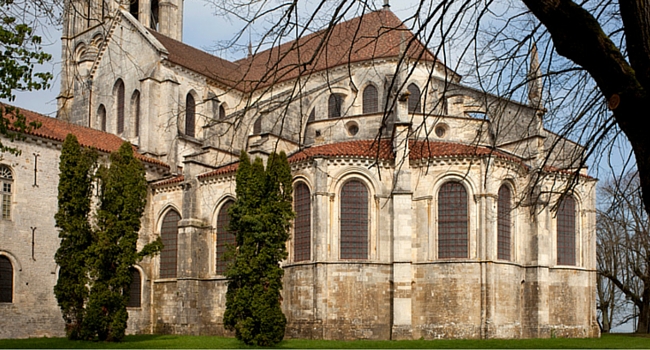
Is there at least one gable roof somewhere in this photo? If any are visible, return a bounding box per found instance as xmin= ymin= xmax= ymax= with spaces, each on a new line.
xmin=4 ymin=105 xmax=169 ymax=168
xmin=150 ymin=9 xmax=448 ymax=92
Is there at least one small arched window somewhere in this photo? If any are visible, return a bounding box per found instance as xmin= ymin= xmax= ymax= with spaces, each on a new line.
xmin=307 ymin=109 xmax=315 ymax=123
xmin=115 ymin=79 xmax=125 ymax=134
xmin=216 ymin=200 xmax=235 ymax=275
xmin=328 ymin=94 xmax=344 ymax=119
xmin=340 ymin=180 xmax=368 ymax=259
xmin=497 ymin=185 xmax=512 ymax=261
xmin=160 ymin=210 xmax=180 ymax=278
xmin=132 ymin=90 xmax=141 ymax=137
xmin=557 ymin=196 xmax=576 ymax=266
xmin=407 ymin=83 xmax=421 ymax=114
xmin=150 ymin=0 xmax=159 ymax=30
xmin=438 ymin=181 xmax=468 ymax=259
xmin=219 ymin=105 xmax=226 ymax=120
xmin=98 ymin=104 xmax=106 ymax=132
xmin=127 ymin=268 xmax=142 ymax=307
xmin=185 ymin=93 xmax=196 ymax=137
xmin=294 ymin=183 xmax=311 ymax=262
xmin=129 ymin=0 xmax=139 ymax=20
xmin=362 ymin=85 xmax=378 ymax=114
xmin=253 ymin=116 xmax=262 ymax=135
xmin=0 ymin=256 xmax=12 ymax=303
xmin=0 ymin=165 xmax=12 ymax=220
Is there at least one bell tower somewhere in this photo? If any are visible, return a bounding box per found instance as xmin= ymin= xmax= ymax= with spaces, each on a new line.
xmin=57 ymin=0 xmax=183 ymax=124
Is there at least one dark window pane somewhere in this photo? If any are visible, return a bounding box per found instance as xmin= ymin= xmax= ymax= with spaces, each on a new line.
xmin=127 ymin=268 xmax=141 ymax=307
xmin=185 ymin=93 xmax=195 ymax=137
xmin=340 ymin=180 xmax=368 ymax=259
xmin=557 ymin=196 xmax=576 ymax=265
xmin=363 ymin=85 xmax=378 ymax=114
xmin=407 ymin=83 xmax=421 ymax=114
xmin=116 ymin=80 xmax=125 ymax=134
xmin=497 ymin=186 xmax=512 ymax=261
xmin=216 ymin=200 xmax=235 ymax=275
xmin=0 ymin=256 xmax=12 ymax=303
xmin=294 ymin=183 xmax=311 ymax=261
xmin=328 ymin=94 xmax=343 ymax=118
xmin=160 ymin=210 xmax=180 ymax=278
xmin=438 ymin=182 xmax=467 ymax=259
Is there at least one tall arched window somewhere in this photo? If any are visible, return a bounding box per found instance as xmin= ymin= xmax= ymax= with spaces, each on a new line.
xmin=253 ymin=116 xmax=262 ymax=135
xmin=294 ymin=183 xmax=311 ymax=262
xmin=127 ymin=268 xmax=142 ymax=307
xmin=0 ymin=256 xmax=12 ymax=303
xmin=407 ymin=83 xmax=421 ymax=114
xmin=0 ymin=165 xmax=12 ymax=220
xmin=497 ymin=185 xmax=512 ymax=261
xmin=219 ymin=105 xmax=226 ymax=120
xmin=185 ymin=93 xmax=196 ymax=137
xmin=340 ymin=180 xmax=368 ymax=259
xmin=307 ymin=109 xmax=315 ymax=123
xmin=150 ymin=0 xmax=159 ymax=30
xmin=98 ymin=104 xmax=106 ymax=132
xmin=328 ymin=94 xmax=344 ymax=118
xmin=129 ymin=0 xmax=139 ymax=19
xmin=557 ymin=196 xmax=576 ymax=266
xmin=438 ymin=181 xmax=468 ymax=259
xmin=362 ymin=85 xmax=378 ymax=114
xmin=160 ymin=210 xmax=180 ymax=278
xmin=115 ymin=79 xmax=125 ymax=134
xmin=216 ymin=200 xmax=235 ymax=275
xmin=132 ymin=90 xmax=141 ymax=137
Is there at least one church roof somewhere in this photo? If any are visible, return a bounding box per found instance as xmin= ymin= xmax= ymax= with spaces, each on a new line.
xmin=4 ymin=106 xmax=169 ymax=168
xmin=197 ymin=139 xmax=523 ymax=180
xmin=150 ymin=9 xmax=447 ymax=92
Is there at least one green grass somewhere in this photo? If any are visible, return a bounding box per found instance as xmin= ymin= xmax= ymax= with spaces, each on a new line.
xmin=0 ymin=333 xmax=648 ymax=349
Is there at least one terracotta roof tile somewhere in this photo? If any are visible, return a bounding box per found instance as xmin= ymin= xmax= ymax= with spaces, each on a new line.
xmin=197 ymin=162 xmax=239 ymax=179
xmin=152 ymin=175 xmax=184 ymax=187
xmin=151 ymin=10 xmax=442 ymax=92
xmin=5 ymin=105 xmax=169 ymax=168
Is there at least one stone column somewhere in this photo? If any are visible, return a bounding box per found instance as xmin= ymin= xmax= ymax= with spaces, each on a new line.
xmin=174 ymin=161 xmax=209 ymax=334
xmin=391 ymin=121 xmax=413 ymax=339
xmin=311 ymin=157 xmax=329 ymax=337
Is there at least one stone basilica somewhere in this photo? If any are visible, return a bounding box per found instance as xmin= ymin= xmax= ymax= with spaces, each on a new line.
xmin=0 ymin=0 xmax=599 ymax=340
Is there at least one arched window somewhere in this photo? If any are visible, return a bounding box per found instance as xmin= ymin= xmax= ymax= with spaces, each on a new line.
xmin=129 ymin=0 xmax=139 ymax=20
xmin=150 ymin=0 xmax=159 ymax=30
xmin=340 ymin=180 xmax=368 ymax=259
xmin=362 ymin=85 xmax=378 ymax=114
xmin=216 ymin=200 xmax=235 ymax=275
xmin=127 ymin=268 xmax=141 ymax=307
xmin=253 ymin=116 xmax=262 ymax=135
xmin=438 ymin=181 xmax=468 ymax=259
xmin=159 ymin=210 xmax=180 ymax=278
xmin=115 ymin=79 xmax=125 ymax=134
xmin=0 ymin=165 xmax=12 ymax=220
xmin=328 ymin=94 xmax=344 ymax=118
xmin=0 ymin=256 xmax=12 ymax=303
xmin=185 ymin=93 xmax=196 ymax=137
xmin=407 ymin=83 xmax=421 ymax=114
xmin=497 ymin=185 xmax=512 ymax=261
xmin=307 ymin=109 xmax=315 ymax=123
xmin=557 ymin=196 xmax=576 ymax=266
xmin=294 ymin=183 xmax=311 ymax=262
xmin=219 ymin=105 xmax=226 ymax=120
xmin=132 ymin=90 xmax=141 ymax=137
xmin=98 ymin=104 xmax=106 ymax=132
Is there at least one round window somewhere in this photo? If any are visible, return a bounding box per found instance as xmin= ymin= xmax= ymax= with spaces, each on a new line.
xmin=435 ymin=124 xmax=448 ymax=138
xmin=346 ymin=121 xmax=359 ymax=136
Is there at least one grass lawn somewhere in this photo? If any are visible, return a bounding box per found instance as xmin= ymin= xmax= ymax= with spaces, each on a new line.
xmin=0 ymin=333 xmax=649 ymax=349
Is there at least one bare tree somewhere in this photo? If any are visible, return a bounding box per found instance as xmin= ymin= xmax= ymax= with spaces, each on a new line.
xmin=196 ymin=0 xmax=650 ymax=212
xmin=598 ymin=172 xmax=650 ymax=333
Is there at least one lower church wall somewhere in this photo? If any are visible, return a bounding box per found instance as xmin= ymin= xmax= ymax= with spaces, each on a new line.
xmin=283 ymin=263 xmax=392 ymax=340
xmin=412 ymin=263 xmax=483 ymax=339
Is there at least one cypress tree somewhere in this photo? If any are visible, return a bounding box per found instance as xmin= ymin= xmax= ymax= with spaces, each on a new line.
xmin=224 ymin=151 xmax=294 ymax=346
xmin=54 ymin=134 xmax=97 ymax=340
xmin=82 ymin=142 xmax=162 ymax=341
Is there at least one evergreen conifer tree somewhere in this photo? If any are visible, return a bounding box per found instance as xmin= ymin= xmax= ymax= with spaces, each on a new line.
xmin=54 ymin=134 xmax=97 ymax=340
xmin=224 ymin=151 xmax=294 ymax=346
xmin=82 ymin=142 xmax=161 ymax=341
